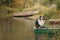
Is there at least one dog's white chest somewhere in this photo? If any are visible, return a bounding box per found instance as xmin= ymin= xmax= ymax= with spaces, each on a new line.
xmin=38 ymin=19 xmax=45 ymax=26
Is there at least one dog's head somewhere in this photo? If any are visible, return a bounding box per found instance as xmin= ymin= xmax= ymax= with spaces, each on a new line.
xmin=39 ymin=16 xmax=45 ymax=20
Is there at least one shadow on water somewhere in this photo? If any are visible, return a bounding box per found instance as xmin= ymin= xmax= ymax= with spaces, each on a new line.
xmin=13 ymin=14 xmax=34 ymax=17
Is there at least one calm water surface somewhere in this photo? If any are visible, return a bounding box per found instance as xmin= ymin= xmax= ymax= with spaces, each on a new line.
xmin=0 ymin=17 xmax=35 ymax=40
xmin=0 ymin=17 xmax=60 ymax=40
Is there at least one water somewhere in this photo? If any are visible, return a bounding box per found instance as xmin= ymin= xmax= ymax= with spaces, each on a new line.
xmin=0 ymin=17 xmax=60 ymax=40
xmin=0 ymin=17 xmax=35 ymax=40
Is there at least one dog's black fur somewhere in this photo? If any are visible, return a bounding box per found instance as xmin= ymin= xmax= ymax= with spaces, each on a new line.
xmin=35 ymin=19 xmax=41 ymax=28
xmin=35 ymin=16 xmax=45 ymax=28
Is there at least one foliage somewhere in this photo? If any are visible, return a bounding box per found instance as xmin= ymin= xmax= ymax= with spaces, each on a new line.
xmin=40 ymin=0 xmax=55 ymax=6
xmin=43 ymin=10 xmax=57 ymax=19
xmin=0 ymin=0 xmax=59 ymax=18
xmin=0 ymin=0 xmax=12 ymax=6
xmin=56 ymin=0 xmax=60 ymax=10
xmin=34 ymin=29 xmax=60 ymax=39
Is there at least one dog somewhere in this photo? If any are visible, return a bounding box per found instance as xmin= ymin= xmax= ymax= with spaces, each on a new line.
xmin=34 ymin=16 xmax=46 ymax=29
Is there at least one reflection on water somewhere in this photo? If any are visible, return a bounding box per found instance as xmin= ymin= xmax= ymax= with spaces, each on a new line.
xmin=0 ymin=17 xmax=35 ymax=40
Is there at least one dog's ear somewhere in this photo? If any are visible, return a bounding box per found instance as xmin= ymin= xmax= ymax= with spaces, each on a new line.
xmin=43 ymin=16 xmax=46 ymax=20
xmin=43 ymin=16 xmax=45 ymax=18
xmin=43 ymin=16 xmax=44 ymax=18
xmin=39 ymin=16 xmax=41 ymax=18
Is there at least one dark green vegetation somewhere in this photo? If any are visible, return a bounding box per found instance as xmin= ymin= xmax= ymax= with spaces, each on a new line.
xmin=34 ymin=29 xmax=60 ymax=40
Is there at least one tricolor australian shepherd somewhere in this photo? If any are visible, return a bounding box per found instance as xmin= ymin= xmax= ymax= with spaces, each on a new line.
xmin=34 ymin=16 xmax=46 ymax=29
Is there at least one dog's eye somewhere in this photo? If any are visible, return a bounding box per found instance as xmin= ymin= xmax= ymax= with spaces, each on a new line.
xmin=40 ymin=16 xmax=41 ymax=18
